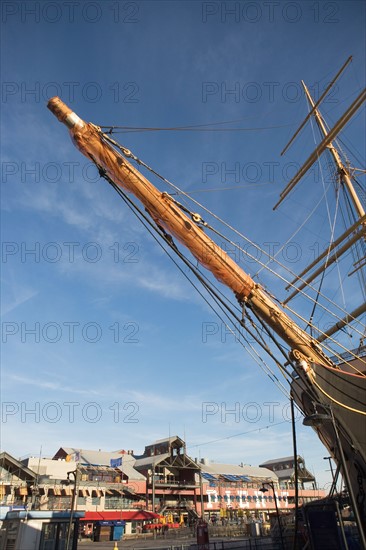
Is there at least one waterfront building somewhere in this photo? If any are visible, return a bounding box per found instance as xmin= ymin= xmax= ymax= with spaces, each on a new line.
xmin=0 ymin=437 xmax=325 ymax=537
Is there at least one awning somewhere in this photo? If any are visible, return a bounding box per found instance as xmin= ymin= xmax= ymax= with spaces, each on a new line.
xmin=82 ymin=511 xmax=160 ymax=522
xmin=122 ymin=511 xmax=160 ymax=521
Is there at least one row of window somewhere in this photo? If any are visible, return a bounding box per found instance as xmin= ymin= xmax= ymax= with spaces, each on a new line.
xmin=207 ymin=495 xmax=288 ymax=502
xmin=208 ymin=482 xmax=278 ymax=489
xmin=42 ymin=496 xmax=135 ymax=509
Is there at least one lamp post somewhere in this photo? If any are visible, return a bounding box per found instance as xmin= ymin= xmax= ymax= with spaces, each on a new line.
xmin=323 ymin=456 xmax=335 ymax=485
xmin=259 ymin=481 xmax=284 ymax=549
xmin=65 ymin=467 xmax=79 ymax=550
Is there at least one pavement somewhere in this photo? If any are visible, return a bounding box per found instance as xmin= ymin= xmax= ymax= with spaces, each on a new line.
xmin=77 ymin=535 xmax=240 ymax=550
xmin=78 ymin=535 xmax=198 ymax=550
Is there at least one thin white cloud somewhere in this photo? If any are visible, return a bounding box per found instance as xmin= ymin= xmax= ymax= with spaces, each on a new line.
xmin=7 ymin=374 xmax=101 ymax=396
xmin=1 ymin=281 xmax=38 ymax=316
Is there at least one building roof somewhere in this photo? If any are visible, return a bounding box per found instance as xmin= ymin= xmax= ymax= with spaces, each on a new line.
xmin=200 ymin=462 xmax=277 ymax=482
xmin=134 ymin=453 xmax=171 ymax=470
xmin=4 ymin=510 xmax=85 ymax=521
xmin=259 ymin=456 xmax=303 ymax=466
xmin=0 ymin=451 xmax=37 ymax=481
xmin=149 ymin=436 xmax=184 ymax=446
xmin=271 ymin=467 xmax=315 ymax=482
xmin=52 ymin=448 xmax=145 ymax=480
xmin=114 ymin=453 xmax=146 ymax=480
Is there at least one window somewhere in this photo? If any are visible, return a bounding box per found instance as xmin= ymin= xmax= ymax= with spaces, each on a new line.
xmin=105 ymin=497 xmax=131 ymax=509
xmin=131 ymin=521 xmax=137 ymax=534
xmin=40 ymin=522 xmax=73 ymax=550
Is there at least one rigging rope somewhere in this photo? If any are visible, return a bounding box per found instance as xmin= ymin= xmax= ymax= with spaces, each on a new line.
xmin=92 ymin=143 xmax=366 ymax=419
xmin=98 ymin=118 xmax=297 ymax=134
xmin=100 ymin=131 xmax=363 ymax=340
xmin=98 ymin=165 xmax=295 ymax=400
xmin=188 ymin=419 xmax=294 ymax=448
xmin=306 ymin=99 xmax=347 ymax=334
xmin=98 ymin=131 xmax=365 ymax=371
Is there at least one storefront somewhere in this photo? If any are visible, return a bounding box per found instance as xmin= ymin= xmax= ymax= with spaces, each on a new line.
xmin=92 ymin=520 xmax=125 ymax=542
xmin=0 ymin=509 xmax=84 ymax=550
xmin=81 ymin=510 xmax=160 ymax=538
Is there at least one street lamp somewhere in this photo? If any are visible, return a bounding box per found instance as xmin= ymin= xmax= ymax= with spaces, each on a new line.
xmin=323 ymin=456 xmax=335 ymax=486
xmin=65 ymin=467 xmax=79 ymax=550
xmin=259 ymin=481 xmax=284 ymax=549
xmin=323 ymin=456 xmax=334 ymax=479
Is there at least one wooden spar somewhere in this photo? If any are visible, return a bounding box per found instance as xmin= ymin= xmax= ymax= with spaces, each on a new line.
xmin=47 ymin=98 xmax=255 ymax=303
xmin=281 ymin=82 xmax=366 ymax=304
xmin=285 ymin=215 xmax=366 ymax=292
xmin=283 ymin=218 xmax=366 ymax=304
xmin=301 ymin=81 xmax=366 ymax=220
xmin=273 ymin=87 xmax=366 ymax=210
xmin=349 ymin=256 xmax=366 ymax=277
xmin=317 ymin=302 xmax=366 ymax=343
xmin=47 ymin=96 xmax=334 ymax=369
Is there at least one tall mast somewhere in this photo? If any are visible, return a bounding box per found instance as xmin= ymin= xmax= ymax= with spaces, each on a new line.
xmin=302 ymin=81 xmax=365 ymax=220
xmin=48 ymin=96 xmax=333 ymax=372
xmin=274 ymin=64 xmax=366 ymax=312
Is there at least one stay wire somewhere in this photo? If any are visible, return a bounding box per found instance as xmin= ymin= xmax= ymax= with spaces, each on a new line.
xmin=248 ymin=307 xmax=322 ymax=407
xmin=306 ymin=98 xmax=345 ymax=334
xmin=100 ymin=130 xmax=364 ymax=338
xmin=98 ymin=168 xmax=294 ymax=399
xmin=99 ymin=133 xmax=365 ymax=365
xmin=206 ymin=220 xmax=365 ymax=367
xmin=98 ymin=118 xmax=297 ymax=134
xmin=189 ymin=419 xmax=293 ymax=449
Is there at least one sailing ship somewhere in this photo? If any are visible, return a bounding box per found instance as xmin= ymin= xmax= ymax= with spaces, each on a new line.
xmin=47 ymin=57 xmax=366 ymax=542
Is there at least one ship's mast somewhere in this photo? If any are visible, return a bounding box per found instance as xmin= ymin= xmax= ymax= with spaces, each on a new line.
xmin=274 ymin=61 xmax=366 ymax=329
xmin=302 ymin=81 xmax=365 ymax=220
xmin=48 ymin=96 xmax=334 ymax=373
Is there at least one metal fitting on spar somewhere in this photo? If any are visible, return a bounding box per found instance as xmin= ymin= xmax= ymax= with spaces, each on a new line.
xmin=47 ymin=96 xmax=85 ymax=130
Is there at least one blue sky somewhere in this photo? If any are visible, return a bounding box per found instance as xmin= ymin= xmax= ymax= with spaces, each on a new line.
xmin=1 ymin=0 xmax=365 ymax=488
